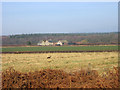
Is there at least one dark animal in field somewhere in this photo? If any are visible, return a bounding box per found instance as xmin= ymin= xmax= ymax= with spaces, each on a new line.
xmin=47 ymin=56 xmax=51 ymax=59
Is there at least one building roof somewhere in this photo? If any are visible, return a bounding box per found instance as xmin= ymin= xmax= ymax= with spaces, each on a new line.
xmin=59 ymin=40 xmax=68 ymax=43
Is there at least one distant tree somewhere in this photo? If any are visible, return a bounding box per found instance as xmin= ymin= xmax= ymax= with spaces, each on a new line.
xmin=27 ymin=41 xmax=32 ymax=45
xmin=2 ymin=33 xmax=118 ymax=45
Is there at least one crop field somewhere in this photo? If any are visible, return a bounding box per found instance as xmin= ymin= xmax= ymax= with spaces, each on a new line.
xmin=2 ymin=45 xmax=118 ymax=52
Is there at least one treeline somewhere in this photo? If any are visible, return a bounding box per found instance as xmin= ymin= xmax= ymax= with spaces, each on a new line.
xmin=2 ymin=32 xmax=118 ymax=45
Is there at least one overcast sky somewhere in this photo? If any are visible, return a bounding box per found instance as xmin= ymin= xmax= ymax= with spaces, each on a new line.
xmin=2 ymin=2 xmax=118 ymax=35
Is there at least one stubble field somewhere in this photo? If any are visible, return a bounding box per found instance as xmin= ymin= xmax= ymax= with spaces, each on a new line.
xmin=2 ymin=52 xmax=118 ymax=74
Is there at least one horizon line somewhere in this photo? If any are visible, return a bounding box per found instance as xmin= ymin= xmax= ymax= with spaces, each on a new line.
xmin=2 ymin=31 xmax=118 ymax=36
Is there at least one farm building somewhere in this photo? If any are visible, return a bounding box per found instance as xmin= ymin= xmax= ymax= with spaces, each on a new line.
xmin=55 ymin=40 xmax=68 ymax=46
xmin=37 ymin=40 xmax=53 ymax=46
xmin=55 ymin=41 xmax=63 ymax=46
xmin=60 ymin=40 xmax=68 ymax=45
xmin=37 ymin=39 xmax=68 ymax=46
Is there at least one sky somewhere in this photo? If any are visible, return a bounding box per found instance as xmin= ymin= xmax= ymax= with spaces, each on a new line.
xmin=2 ymin=2 xmax=118 ymax=35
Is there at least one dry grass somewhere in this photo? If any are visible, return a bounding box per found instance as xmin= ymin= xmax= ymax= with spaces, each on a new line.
xmin=2 ymin=67 xmax=119 ymax=88
xmin=2 ymin=52 xmax=118 ymax=74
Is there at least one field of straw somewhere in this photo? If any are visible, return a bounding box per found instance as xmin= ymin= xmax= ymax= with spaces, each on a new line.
xmin=1 ymin=52 xmax=119 ymax=88
xmin=2 ymin=52 xmax=118 ymax=73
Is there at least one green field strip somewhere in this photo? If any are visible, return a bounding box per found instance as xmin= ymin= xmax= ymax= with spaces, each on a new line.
xmin=1 ymin=46 xmax=118 ymax=52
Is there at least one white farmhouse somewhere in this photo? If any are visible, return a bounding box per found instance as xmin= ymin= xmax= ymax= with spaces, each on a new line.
xmin=37 ymin=40 xmax=53 ymax=46
xmin=56 ymin=41 xmax=63 ymax=46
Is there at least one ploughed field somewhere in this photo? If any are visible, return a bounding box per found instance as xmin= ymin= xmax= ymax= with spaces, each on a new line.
xmin=1 ymin=52 xmax=119 ymax=88
xmin=2 ymin=45 xmax=118 ymax=52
